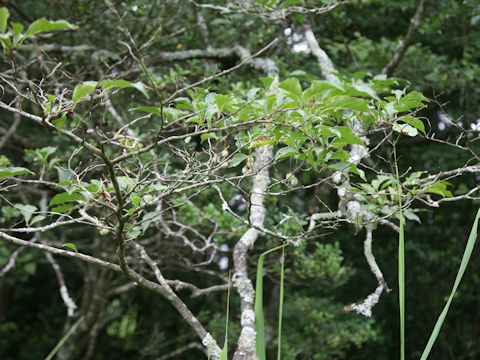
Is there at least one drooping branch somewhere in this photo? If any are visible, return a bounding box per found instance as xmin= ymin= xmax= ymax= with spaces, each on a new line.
xmin=381 ymin=0 xmax=427 ymax=76
xmin=304 ymin=22 xmax=393 ymax=319
xmin=44 ymin=248 xmax=78 ymax=317
xmin=346 ymin=225 xmax=391 ymax=317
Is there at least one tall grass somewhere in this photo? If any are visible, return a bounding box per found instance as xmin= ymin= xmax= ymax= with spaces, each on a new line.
xmin=277 ymin=246 xmax=286 ymax=360
xmin=419 ymin=208 xmax=480 ymax=359
xmin=394 ymin=146 xmax=405 ymax=360
xmin=44 ymin=316 xmax=83 ymax=360
xmin=219 ymin=273 xmax=231 ymax=360
xmin=255 ymin=243 xmax=288 ymax=360
xmin=395 ymin=145 xmax=480 ymax=360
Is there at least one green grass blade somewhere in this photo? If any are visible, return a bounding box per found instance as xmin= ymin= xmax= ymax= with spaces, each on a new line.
xmin=398 ymin=210 xmax=405 ymax=360
xmin=277 ymin=246 xmax=285 ymax=360
xmin=394 ymin=145 xmax=405 ymax=360
xmin=219 ymin=273 xmax=231 ymax=360
xmin=420 ymin=208 xmax=480 ymax=360
xmin=255 ymin=243 xmax=288 ymax=360
xmin=44 ymin=316 xmax=83 ymax=360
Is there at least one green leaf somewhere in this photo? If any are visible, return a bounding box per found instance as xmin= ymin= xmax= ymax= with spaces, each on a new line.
xmin=260 ymin=76 xmax=275 ymax=89
xmin=0 ymin=167 xmax=33 ymax=178
xmin=329 ymin=150 xmax=350 ymax=160
xmin=55 ymin=166 xmax=75 ymax=184
xmin=396 ymin=91 xmax=429 ymax=112
xmin=0 ymin=7 xmax=9 ymax=34
xmin=52 ymin=113 xmax=66 ymax=132
xmin=350 ymin=164 xmax=366 ymax=181
xmin=420 ymin=208 xmax=480 ymax=360
xmin=51 ymin=204 xmax=75 ymax=214
xmin=130 ymin=195 xmax=141 ymax=207
xmin=425 ymin=182 xmax=453 ymax=198
xmin=49 ymin=192 xmax=85 ymax=207
xmin=100 ymin=79 xmax=149 ymax=98
xmin=407 ymin=117 xmax=425 ymax=134
xmin=72 ymin=81 xmax=98 ymax=105
xmin=200 ymin=133 xmax=218 ymax=143
xmin=30 ymin=215 xmax=46 ymax=226
xmin=274 ymin=147 xmax=301 ymax=161
xmin=278 ymin=78 xmax=302 ymax=99
xmin=62 ymin=243 xmax=78 ymax=253
xmin=393 ymin=122 xmax=418 ymax=137
xmin=229 ymin=153 xmax=248 ymax=167
xmin=12 ymin=23 xmax=24 ymax=43
xmin=214 ymin=94 xmax=232 ymax=112
xmin=126 ymin=224 xmax=142 ymax=239
xmin=333 ymin=126 xmax=365 ymax=146
xmin=403 ymin=211 xmax=421 ymax=223
xmin=345 ymin=83 xmax=380 ymax=100
xmin=325 ymin=95 xmax=370 ymax=112
xmin=302 ymin=81 xmax=342 ymax=102
xmin=136 ymin=106 xmax=162 ymax=116
xmin=24 ymin=18 xmax=78 ymax=38
xmin=16 ymin=204 xmax=37 ymax=225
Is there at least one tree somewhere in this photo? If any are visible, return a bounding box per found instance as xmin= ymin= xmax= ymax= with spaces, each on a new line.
xmin=0 ymin=1 xmax=479 ymax=359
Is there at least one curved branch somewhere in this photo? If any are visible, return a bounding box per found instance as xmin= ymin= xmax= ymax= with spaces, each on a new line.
xmin=381 ymin=0 xmax=427 ymax=76
xmin=347 ymin=225 xmax=391 ymax=317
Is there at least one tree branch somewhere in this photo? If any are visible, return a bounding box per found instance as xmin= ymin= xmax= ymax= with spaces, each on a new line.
xmin=232 ymin=145 xmax=272 ymax=360
xmin=381 ymin=0 xmax=427 ymax=76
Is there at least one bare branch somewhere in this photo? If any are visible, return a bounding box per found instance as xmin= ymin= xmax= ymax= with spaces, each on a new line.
xmin=381 ymin=0 xmax=428 ymax=76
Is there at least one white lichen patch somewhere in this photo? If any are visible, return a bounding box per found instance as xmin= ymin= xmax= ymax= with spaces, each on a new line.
xmin=240 ymin=228 xmax=258 ymax=247
xmin=332 ymin=171 xmax=343 ymax=184
xmin=349 ymin=292 xmax=380 ymax=317
xmin=241 ymin=309 xmax=255 ymax=326
xmin=222 ymin=201 xmax=229 ymax=211
xmin=237 ymin=326 xmax=257 ymax=349
xmin=346 ymin=200 xmax=361 ymax=219
xmin=60 ymin=285 xmax=77 ymax=317
xmin=233 ymin=273 xmax=255 ymax=304
xmin=349 ymin=144 xmax=369 ymax=164
xmin=202 ymin=333 xmax=221 ymax=359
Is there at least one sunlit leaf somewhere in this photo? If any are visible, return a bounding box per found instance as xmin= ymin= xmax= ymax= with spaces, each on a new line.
xmin=24 ymin=18 xmax=77 ymax=38
xmin=49 ymin=192 xmax=85 ymax=207
xmin=393 ymin=122 xmax=418 ymax=137
xmin=100 ymin=79 xmax=149 ymax=98
xmin=278 ymin=78 xmax=302 ymax=99
xmin=15 ymin=203 xmax=37 ymax=225
xmin=229 ymin=153 xmax=248 ymax=167
xmin=274 ymin=147 xmax=301 ymax=161
xmin=0 ymin=7 xmax=9 ymax=34
xmin=0 ymin=167 xmax=33 ymax=178
xmin=62 ymin=243 xmax=78 ymax=253
xmin=72 ymin=81 xmax=98 ymax=105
